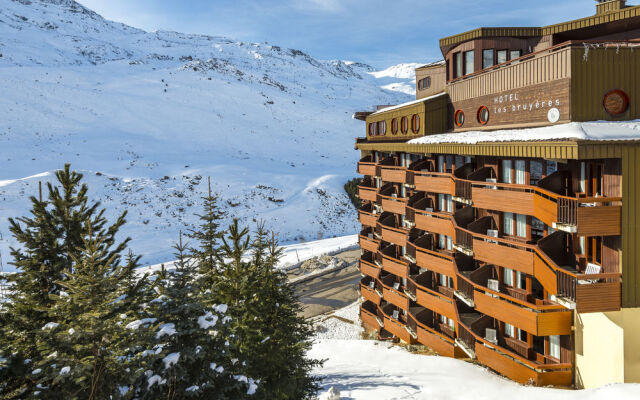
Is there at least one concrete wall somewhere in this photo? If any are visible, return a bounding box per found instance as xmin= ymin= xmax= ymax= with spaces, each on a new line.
xmin=575 ymin=307 xmax=640 ymax=388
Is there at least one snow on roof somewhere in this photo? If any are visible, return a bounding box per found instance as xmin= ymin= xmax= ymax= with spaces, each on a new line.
xmin=416 ymin=60 xmax=446 ymax=69
xmin=408 ymin=120 xmax=640 ymax=145
xmin=371 ymin=92 xmax=447 ymax=116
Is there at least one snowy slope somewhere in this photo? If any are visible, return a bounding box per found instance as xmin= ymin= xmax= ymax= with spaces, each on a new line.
xmin=368 ymin=63 xmax=423 ymax=96
xmin=311 ymin=302 xmax=640 ymax=400
xmin=0 ymin=0 xmax=412 ymax=269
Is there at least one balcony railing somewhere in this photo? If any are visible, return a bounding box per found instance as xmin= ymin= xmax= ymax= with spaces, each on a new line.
xmin=357 ymin=178 xmax=379 ymax=203
xmin=379 ymin=245 xmax=411 ymax=278
xmin=359 ymin=251 xmax=381 ymax=279
xmin=358 ymin=203 xmax=379 ymax=228
xmin=411 ymin=171 xmax=455 ymax=195
xmin=378 ymin=157 xmax=408 ymax=184
xmin=359 ymin=227 xmax=380 ymax=253
xmin=407 ymin=307 xmax=459 ymax=357
xmin=377 ymin=214 xmax=409 ymax=246
xmin=360 ymin=276 xmax=383 ymax=305
xmin=357 ymin=155 xmax=377 ymax=176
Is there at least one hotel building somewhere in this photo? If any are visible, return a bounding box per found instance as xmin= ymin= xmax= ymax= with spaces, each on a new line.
xmin=355 ymin=0 xmax=640 ymax=388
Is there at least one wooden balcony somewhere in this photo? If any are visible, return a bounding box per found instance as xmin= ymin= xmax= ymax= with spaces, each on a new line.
xmin=357 ymin=156 xmax=377 ymax=176
xmin=378 ymin=192 xmax=408 ymax=215
xmin=377 ymin=214 xmax=408 ymax=246
xmin=408 ymin=307 xmax=462 ymax=358
xmin=383 ymin=286 xmax=410 ymax=311
xmin=472 ymin=238 xmax=535 ymax=275
xmin=359 ymin=252 xmax=381 ymax=279
xmin=474 ymin=290 xmax=572 ymax=336
xmin=557 ymin=197 xmax=622 ymax=236
xmin=410 ymin=236 xmax=456 ymax=278
xmin=360 ymin=301 xmax=383 ymax=332
xmin=380 ymin=246 xmax=411 ymax=278
xmin=359 ymin=228 xmax=380 ymax=253
xmin=411 ymin=209 xmax=455 ymax=237
xmin=412 ymin=171 xmax=455 ymax=195
xmin=379 ymin=165 xmax=408 ymax=184
xmin=358 ymin=203 xmax=379 ymax=228
xmin=407 ymin=271 xmax=457 ymax=321
xmin=357 ymin=184 xmax=378 ymax=203
xmin=360 ymin=277 xmax=382 ymax=305
xmin=475 ymin=343 xmax=572 ymax=387
xmin=381 ymin=304 xmax=414 ymax=344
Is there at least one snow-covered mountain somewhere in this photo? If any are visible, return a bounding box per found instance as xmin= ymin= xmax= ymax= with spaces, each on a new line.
xmin=0 ymin=0 xmax=412 ymax=269
xmin=368 ymin=63 xmax=424 ymax=96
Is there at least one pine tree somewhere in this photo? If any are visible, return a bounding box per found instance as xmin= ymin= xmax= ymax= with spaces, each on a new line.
xmin=0 ymin=165 xmax=129 ymax=399
xmin=214 ymin=221 xmax=322 ymax=400
xmin=31 ymin=223 xmax=147 ymax=400
xmin=141 ymin=233 xmax=255 ymax=399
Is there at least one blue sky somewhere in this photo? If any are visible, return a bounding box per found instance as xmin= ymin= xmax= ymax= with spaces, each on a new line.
xmin=78 ymin=0 xmax=600 ymax=69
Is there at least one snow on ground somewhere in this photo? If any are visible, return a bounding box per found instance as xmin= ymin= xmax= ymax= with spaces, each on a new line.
xmin=409 ymin=120 xmax=640 ymax=145
xmin=0 ymin=0 xmax=413 ymax=270
xmin=311 ymin=302 xmax=640 ymax=400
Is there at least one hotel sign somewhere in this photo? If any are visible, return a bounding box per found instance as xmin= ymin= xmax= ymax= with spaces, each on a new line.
xmin=452 ymin=78 xmax=571 ymax=131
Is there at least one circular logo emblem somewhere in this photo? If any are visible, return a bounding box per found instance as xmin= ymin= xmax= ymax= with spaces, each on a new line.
xmin=603 ymin=89 xmax=630 ymax=116
xmin=548 ymin=108 xmax=560 ymax=123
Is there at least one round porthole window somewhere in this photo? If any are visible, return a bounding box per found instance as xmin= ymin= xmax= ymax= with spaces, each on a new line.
xmin=454 ymin=110 xmax=465 ymax=127
xmin=391 ymin=118 xmax=398 ymax=135
xmin=411 ymin=114 xmax=420 ymax=133
xmin=401 ymin=116 xmax=409 ymax=135
xmin=603 ymin=89 xmax=630 ymax=116
xmin=477 ymin=106 xmax=489 ymax=125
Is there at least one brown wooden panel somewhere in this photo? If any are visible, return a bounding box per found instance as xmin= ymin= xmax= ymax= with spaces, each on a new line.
xmin=415 ymin=213 xmax=454 ymax=237
xmin=381 ymin=226 xmax=407 ymax=246
xmin=577 ymin=206 xmax=621 ymax=236
xmin=380 ymin=168 xmax=407 ymax=184
xmin=361 ymin=284 xmax=381 ymax=305
xmin=537 ymin=310 xmax=572 ymax=336
xmin=414 ymin=175 xmax=454 ymax=194
xmin=358 ymin=162 xmax=377 ymax=176
xmin=381 ymin=198 xmax=407 ymax=215
xmin=534 ymin=255 xmax=558 ymax=295
xmin=416 ymin=326 xmax=456 ymax=357
xmin=359 ymin=212 xmax=377 ymax=227
xmin=384 ymin=317 xmax=413 ymax=343
xmin=452 ymin=79 xmax=571 ymax=131
xmin=473 ymin=239 xmax=534 ymax=274
xmin=360 ymin=260 xmax=380 ymax=279
xmin=382 ymin=256 xmax=409 ymax=278
xmin=358 ymin=186 xmax=378 ymax=202
xmin=533 ymin=195 xmax=557 ymax=227
xmin=416 ymin=250 xmax=455 ymax=278
xmin=472 ymin=187 xmax=535 ymax=215
xmin=474 ymin=291 xmax=538 ymax=334
xmin=416 ymin=289 xmax=457 ymax=320
xmin=359 ymin=236 xmax=379 ymax=253
xmin=475 ymin=343 xmax=572 ymax=386
xmin=383 ymin=287 xmax=410 ymax=310
xmin=576 ymin=282 xmax=621 ymax=313
xmin=361 ymin=309 xmax=381 ymax=332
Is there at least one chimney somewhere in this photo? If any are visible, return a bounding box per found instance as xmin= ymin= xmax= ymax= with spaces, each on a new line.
xmin=596 ymin=0 xmax=627 ymax=14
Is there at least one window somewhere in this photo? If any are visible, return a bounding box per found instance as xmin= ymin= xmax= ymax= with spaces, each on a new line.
xmin=502 ymin=160 xmax=513 ymax=184
xmin=579 ymin=162 xmax=586 ymax=193
xmin=549 ymin=335 xmax=561 ymax=359
xmin=516 ymin=271 xmax=524 ymax=289
xmin=377 ymin=120 xmax=386 ymax=136
xmin=516 ymin=214 xmax=527 ymax=238
xmin=477 ymin=106 xmax=489 ymax=125
xmin=504 ymin=323 xmax=515 ymax=338
xmin=368 ymin=123 xmax=377 ymax=136
xmin=411 ymin=114 xmax=420 ymax=133
xmin=463 ymin=51 xmax=474 ymax=75
xmin=454 ymin=110 xmax=465 ymax=127
xmin=482 ymin=49 xmax=494 ymax=69
xmin=391 ymin=118 xmax=398 ymax=135
xmin=497 ymin=50 xmax=508 ymax=64
xmin=439 ymin=194 xmax=453 ymax=213
xmin=400 ymin=116 xmax=409 ymax=134
xmin=530 ymin=160 xmax=542 ymax=185
xmin=504 ymin=267 xmax=514 ymax=287
xmin=587 ymin=236 xmax=603 ymax=265
xmin=438 ymin=235 xmax=453 ymax=251
xmin=510 ymin=50 xmax=522 ymax=60
xmin=453 ymin=52 xmax=463 ymax=78
xmin=418 ymin=77 xmax=431 ymax=90
xmin=504 ymin=212 xmax=514 ymax=235
xmin=446 ymin=155 xmax=454 ymax=173
xmin=438 ymin=155 xmax=445 ymax=173
xmin=515 ymin=160 xmax=526 ymax=184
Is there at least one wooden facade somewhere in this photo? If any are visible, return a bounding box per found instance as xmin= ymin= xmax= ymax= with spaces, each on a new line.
xmin=354 ymin=2 xmax=639 ymax=388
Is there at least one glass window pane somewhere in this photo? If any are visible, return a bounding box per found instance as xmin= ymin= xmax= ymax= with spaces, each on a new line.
xmin=505 ymin=323 xmax=515 ymax=337
xmin=516 ymin=214 xmax=527 ymax=238
xmin=483 ymin=49 xmax=494 ymax=69
xmin=438 ymin=155 xmax=445 ymax=173
xmin=504 ymin=212 xmax=514 ymax=235
xmin=464 ymin=51 xmax=475 ymax=75
xmin=510 ymin=50 xmax=522 ymax=60
xmin=550 ymin=335 xmax=561 ymax=359
xmin=497 ymin=50 xmax=508 ymax=64
xmin=502 ymin=160 xmax=512 ymax=183
xmin=515 ymin=160 xmax=526 ymax=184
xmin=504 ymin=267 xmax=514 ymax=286
xmin=454 ymin=53 xmax=463 ymax=78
